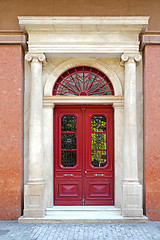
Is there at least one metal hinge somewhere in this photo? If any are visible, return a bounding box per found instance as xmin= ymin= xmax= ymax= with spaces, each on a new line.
xmin=82 ymin=199 xmax=84 ymax=205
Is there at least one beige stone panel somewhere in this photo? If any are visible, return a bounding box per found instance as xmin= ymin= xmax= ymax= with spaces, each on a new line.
xmin=43 ymin=107 xmax=54 ymax=208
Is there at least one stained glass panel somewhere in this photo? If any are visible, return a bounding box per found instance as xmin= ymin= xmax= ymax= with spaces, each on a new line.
xmin=61 ymin=151 xmax=76 ymax=167
xmin=91 ymin=151 xmax=107 ymax=167
xmin=91 ymin=133 xmax=106 ymax=150
xmin=61 ymin=115 xmax=76 ymax=132
xmin=91 ymin=116 xmax=106 ymax=132
xmin=91 ymin=115 xmax=107 ymax=167
xmin=61 ymin=133 xmax=76 ymax=149
xmin=61 ymin=115 xmax=77 ymax=167
xmin=53 ymin=66 xmax=114 ymax=96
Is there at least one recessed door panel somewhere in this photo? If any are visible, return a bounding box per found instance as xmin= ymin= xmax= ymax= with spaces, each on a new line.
xmin=54 ymin=105 xmax=114 ymax=205
xmin=84 ymin=107 xmax=114 ymax=205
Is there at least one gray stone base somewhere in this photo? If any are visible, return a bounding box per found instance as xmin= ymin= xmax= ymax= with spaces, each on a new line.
xmin=122 ymin=183 xmax=143 ymax=217
xmin=24 ymin=183 xmax=45 ymax=218
xmin=23 ymin=209 xmax=45 ymax=218
xmin=122 ymin=209 xmax=143 ymax=217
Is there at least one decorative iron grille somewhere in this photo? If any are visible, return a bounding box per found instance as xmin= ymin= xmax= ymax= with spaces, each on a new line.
xmin=53 ymin=66 xmax=114 ymax=96
xmin=61 ymin=115 xmax=77 ymax=167
xmin=91 ymin=115 xmax=107 ymax=167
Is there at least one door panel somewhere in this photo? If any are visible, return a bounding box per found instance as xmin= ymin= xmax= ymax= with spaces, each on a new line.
xmin=84 ymin=107 xmax=114 ymax=205
xmin=87 ymin=181 xmax=110 ymax=197
xmin=54 ymin=105 xmax=114 ymax=205
xmin=54 ymin=106 xmax=83 ymax=205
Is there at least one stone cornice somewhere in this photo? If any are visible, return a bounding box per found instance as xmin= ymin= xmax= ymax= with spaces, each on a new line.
xmin=18 ymin=16 xmax=149 ymax=32
xmin=18 ymin=16 xmax=149 ymax=57
xmin=0 ymin=34 xmax=27 ymax=50
xmin=140 ymin=34 xmax=160 ymax=50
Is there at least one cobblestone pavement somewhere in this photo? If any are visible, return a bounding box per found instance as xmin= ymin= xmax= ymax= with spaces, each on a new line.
xmin=0 ymin=221 xmax=160 ymax=240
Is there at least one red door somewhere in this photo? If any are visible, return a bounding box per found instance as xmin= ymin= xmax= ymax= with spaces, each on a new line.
xmin=54 ymin=105 xmax=114 ymax=205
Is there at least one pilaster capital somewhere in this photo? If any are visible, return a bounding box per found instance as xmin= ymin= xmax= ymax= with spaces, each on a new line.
xmin=120 ymin=53 xmax=142 ymax=66
xmin=113 ymin=102 xmax=124 ymax=109
xmin=25 ymin=53 xmax=47 ymax=66
xmin=43 ymin=101 xmax=55 ymax=108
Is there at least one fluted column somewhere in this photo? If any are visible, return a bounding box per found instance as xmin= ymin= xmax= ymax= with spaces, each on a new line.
xmin=121 ymin=53 xmax=143 ymax=217
xmin=24 ymin=53 xmax=46 ymax=218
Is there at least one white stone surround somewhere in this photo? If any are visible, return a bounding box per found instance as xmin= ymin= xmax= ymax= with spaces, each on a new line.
xmin=19 ymin=16 xmax=149 ymax=222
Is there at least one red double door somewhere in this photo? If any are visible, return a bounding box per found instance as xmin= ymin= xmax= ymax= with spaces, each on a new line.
xmin=54 ymin=105 xmax=114 ymax=205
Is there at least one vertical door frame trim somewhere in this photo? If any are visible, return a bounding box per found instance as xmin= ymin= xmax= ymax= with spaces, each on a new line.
xmin=43 ymin=97 xmax=124 ymax=208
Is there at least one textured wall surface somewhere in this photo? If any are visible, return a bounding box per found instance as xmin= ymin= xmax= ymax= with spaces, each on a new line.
xmin=0 ymin=45 xmax=24 ymax=220
xmin=144 ymin=45 xmax=160 ymax=221
xmin=0 ymin=0 xmax=159 ymax=31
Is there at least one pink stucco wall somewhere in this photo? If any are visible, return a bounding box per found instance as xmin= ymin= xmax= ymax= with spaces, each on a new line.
xmin=144 ymin=45 xmax=160 ymax=221
xmin=0 ymin=43 xmax=160 ymax=221
xmin=0 ymin=45 xmax=24 ymax=220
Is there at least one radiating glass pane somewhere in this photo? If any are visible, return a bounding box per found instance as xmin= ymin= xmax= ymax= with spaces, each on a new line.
xmin=61 ymin=151 xmax=76 ymax=167
xmin=61 ymin=116 xmax=76 ymax=132
xmin=53 ymin=66 xmax=114 ymax=96
xmin=91 ymin=116 xmax=106 ymax=132
xmin=61 ymin=133 xmax=76 ymax=149
xmin=91 ymin=133 xmax=106 ymax=150
xmin=91 ymin=151 xmax=107 ymax=167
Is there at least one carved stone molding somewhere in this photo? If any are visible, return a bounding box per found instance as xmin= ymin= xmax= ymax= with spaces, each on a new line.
xmin=0 ymin=34 xmax=27 ymax=50
xmin=43 ymin=96 xmax=124 ymax=106
xmin=140 ymin=34 xmax=160 ymax=50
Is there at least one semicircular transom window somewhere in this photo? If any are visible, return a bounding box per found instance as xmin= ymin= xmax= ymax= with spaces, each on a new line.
xmin=53 ymin=66 xmax=114 ymax=96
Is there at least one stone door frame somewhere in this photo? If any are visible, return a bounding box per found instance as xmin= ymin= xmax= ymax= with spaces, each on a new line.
xmin=19 ymin=16 xmax=149 ymax=218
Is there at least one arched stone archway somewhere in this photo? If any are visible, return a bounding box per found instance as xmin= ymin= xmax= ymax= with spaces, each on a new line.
xmin=44 ymin=58 xmax=123 ymax=96
xmin=42 ymin=58 xmax=124 ymax=210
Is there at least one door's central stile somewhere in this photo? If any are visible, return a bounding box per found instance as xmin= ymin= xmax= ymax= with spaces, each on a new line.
xmin=82 ymin=107 xmax=85 ymax=206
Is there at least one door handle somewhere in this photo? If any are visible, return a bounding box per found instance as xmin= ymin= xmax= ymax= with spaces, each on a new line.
xmin=94 ymin=174 xmax=104 ymax=176
xmin=63 ymin=174 xmax=74 ymax=177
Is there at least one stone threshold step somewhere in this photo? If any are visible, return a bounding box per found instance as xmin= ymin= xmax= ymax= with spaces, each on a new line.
xmin=46 ymin=206 xmax=121 ymax=211
xmin=19 ymin=215 xmax=148 ymax=224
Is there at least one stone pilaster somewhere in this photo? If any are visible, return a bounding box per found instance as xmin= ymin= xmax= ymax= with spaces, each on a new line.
xmin=113 ymin=102 xmax=124 ymax=208
xmin=24 ymin=53 xmax=46 ymax=217
xmin=121 ymin=53 xmax=143 ymax=217
xmin=43 ymin=103 xmax=55 ymax=208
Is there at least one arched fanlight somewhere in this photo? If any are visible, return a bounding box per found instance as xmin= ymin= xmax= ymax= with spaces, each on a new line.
xmin=53 ymin=66 xmax=114 ymax=96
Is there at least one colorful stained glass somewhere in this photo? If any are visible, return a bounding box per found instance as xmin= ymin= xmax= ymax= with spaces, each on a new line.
xmin=53 ymin=66 xmax=114 ymax=96
xmin=91 ymin=115 xmax=107 ymax=167
xmin=61 ymin=115 xmax=77 ymax=167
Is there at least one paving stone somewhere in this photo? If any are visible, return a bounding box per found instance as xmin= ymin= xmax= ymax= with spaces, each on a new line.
xmin=0 ymin=221 xmax=160 ymax=240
